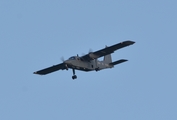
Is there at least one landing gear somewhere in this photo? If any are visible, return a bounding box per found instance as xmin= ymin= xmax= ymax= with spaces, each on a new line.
xmin=72 ymin=69 xmax=77 ymax=80
xmin=95 ymin=67 xmax=100 ymax=71
xmin=72 ymin=75 xmax=77 ymax=79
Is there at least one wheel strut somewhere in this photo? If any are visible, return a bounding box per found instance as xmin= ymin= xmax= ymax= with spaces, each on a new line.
xmin=72 ymin=69 xmax=77 ymax=80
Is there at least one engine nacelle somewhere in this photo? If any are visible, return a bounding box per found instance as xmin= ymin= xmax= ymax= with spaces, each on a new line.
xmin=89 ymin=53 xmax=97 ymax=59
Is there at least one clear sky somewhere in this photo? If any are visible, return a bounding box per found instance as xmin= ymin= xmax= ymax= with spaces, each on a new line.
xmin=1 ymin=0 xmax=177 ymax=120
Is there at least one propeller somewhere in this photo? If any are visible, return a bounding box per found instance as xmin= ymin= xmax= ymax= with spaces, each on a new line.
xmin=88 ymin=48 xmax=93 ymax=53
xmin=81 ymin=48 xmax=93 ymax=56
xmin=82 ymin=53 xmax=86 ymax=56
xmin=60 ymin=56 xmax=65 ymax=62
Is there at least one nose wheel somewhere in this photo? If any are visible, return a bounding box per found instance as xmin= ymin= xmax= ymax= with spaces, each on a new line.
xmin=72 ymin=69 xmax=77 ymax=80
xmin=72 ymin=75 xmax=77 ymax=79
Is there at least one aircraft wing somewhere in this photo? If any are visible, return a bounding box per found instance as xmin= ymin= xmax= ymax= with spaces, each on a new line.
xmin=81 ymin=40 xmax=135 ymax=61
xmin=34 ymin=63 xmax=66 ymax=75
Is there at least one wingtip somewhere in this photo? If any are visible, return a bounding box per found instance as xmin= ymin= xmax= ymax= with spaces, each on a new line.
xmin=123 ymin=59 xmax=128 ymax=61
xmin=121 ymin=59 xmax=128 ymax=62
xmin=131 ymin=41 xmax=135 ymax=44
xmin=125 ymin=40 xmax=135 ymax=45
xmin=33 ymin=72 xmax=43 ymax=75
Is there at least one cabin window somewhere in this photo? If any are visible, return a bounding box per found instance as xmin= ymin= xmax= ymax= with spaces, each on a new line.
xmin=69 ymin=56 xmax=76 ymax=60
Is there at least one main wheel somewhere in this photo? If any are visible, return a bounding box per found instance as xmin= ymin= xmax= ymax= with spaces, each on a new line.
xmin=95 ymin=68 xmax=99 ymax=71
xmin=72 ymin=75 xmax=77 ymax=80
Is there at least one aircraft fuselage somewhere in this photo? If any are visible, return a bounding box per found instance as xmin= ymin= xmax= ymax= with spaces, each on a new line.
xmin=64 ymin=58 xmax=112 ymax=72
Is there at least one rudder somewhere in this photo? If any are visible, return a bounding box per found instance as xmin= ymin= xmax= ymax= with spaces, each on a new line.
xmin=104 ymin=54 xmax=112 ymax=63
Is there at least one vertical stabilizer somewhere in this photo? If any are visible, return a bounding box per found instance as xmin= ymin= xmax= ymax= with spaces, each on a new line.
xmin=104 ymin=54 xmax=112 ymax=63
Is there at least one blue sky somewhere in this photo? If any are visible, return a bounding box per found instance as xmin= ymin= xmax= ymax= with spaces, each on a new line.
xmin=1 ymin=0 xmax=177 ymax=120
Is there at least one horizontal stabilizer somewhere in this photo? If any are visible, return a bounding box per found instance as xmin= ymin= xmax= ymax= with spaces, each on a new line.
xmin=109 ymin=59 xmax=128 ymax=66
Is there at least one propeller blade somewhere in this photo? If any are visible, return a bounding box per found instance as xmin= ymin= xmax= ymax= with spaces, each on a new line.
xmin=88 ymin=48 xmax=93 ymax=53
xmin=82 ymin=53 xmax=86 ymax=56
xmin=60 ymin=57 xmax=64 ymax=62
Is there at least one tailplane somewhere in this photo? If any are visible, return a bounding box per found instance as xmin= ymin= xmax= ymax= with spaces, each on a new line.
xmin=109 ymin=59 xmax=128 ymax=66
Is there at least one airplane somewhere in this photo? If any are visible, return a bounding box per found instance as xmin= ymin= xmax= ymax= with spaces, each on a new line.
xmin=33 ymin=40 xmax=135 ymax=79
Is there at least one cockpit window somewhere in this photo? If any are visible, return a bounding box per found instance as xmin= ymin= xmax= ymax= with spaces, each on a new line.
xmin=68 ymin=56 xmax=76 ymax=60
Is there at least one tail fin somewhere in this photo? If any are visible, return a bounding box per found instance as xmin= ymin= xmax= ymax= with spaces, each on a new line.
xmin=103 ymin=45 xmax=112 ymax=64
xmin=104 ymin=54 xmax=112 ymax=63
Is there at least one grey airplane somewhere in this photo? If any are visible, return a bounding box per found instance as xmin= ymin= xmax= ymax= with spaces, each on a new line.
xmin=34 ymin=40 xmax=135 ymax=79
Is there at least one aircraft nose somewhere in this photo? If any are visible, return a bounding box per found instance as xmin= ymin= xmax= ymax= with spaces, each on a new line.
xmin=64 ymin=60 xmax=71 ymax=64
